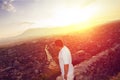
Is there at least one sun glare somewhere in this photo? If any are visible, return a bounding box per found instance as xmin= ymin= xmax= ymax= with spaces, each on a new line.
xmin=31 ymin=4 xmax=99 ymax=30
xmin=53 ymin=6 xmax=97 ymax=26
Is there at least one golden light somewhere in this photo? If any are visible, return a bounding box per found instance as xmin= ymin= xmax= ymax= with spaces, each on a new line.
xmin=51 ymin=4 xmax=99 ymax=27
xmin=31 ymin=4 xmax=100 ymax=31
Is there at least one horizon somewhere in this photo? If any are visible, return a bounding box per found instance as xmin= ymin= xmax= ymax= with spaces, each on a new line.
xmin=0 ymin=20 xmax=118 ymax=39
xmin=0 ymin=20 xmax=120 ymax=47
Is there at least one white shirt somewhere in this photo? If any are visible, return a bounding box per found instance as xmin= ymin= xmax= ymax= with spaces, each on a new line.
xmin=58 ymin=46 xmax=74 ymax=79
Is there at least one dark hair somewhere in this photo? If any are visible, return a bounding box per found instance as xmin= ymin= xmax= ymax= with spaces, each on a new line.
xmin=55 ymin=40 xmax=63 ymax=47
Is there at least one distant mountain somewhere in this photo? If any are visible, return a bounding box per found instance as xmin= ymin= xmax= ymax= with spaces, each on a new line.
xmin=19 ymin=27 xmax=71 ymax=39
xmin=0 ymin=26 xmax=77 ymax=47
xmin=0 ymin=20 xmax=120 ymax=47
xmin=19 ymin=20 xmax=120 ymax=39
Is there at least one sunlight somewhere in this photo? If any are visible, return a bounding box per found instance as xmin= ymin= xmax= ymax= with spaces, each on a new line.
xmin=31 ymin=4 xmax=99 ymax=30
xmin=52 ymin=4 xmax=99 ymax=27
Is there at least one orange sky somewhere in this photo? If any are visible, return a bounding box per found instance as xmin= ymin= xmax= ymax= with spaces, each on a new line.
xmin=0 ymin=0 xmax=120 ymax=39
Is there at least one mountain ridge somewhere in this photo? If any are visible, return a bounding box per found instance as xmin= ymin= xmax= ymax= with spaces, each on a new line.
xmin=0 ymin=20 xmax=120 ymax=47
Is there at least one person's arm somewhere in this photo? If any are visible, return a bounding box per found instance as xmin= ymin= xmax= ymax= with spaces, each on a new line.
xmin=62 ymin=51 xmax=69 ymax=80
xmin=64 ymin=64 xmax=69 ymax=80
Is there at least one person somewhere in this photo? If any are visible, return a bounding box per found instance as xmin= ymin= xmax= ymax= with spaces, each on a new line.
xmin=54 ymin=40 xmax=74 ymax=80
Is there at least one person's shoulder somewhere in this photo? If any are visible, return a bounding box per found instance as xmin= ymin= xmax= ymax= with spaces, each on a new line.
xmin=62 ymin=46 xmax=70 ymax=53
xmin=64 ymin=46 xmax=70 ymax=50
xmin=61 ymin=46 xmax=67 ymax=50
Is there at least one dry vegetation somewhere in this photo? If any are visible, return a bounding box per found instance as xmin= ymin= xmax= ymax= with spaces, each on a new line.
xmin=0 ymin=21 xmax=120 ymax=80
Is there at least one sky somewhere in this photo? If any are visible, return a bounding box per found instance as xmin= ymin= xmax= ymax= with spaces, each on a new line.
xmin=0 ymin=0 xmax=120 ymax=39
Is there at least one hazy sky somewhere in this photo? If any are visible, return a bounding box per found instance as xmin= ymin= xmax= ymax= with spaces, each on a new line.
xmin=0 ymin=0 xmax=120 ymax=39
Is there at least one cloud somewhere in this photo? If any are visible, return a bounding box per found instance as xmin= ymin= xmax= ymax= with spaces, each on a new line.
xmin=1 ymin=0 xmax=16 ymax=12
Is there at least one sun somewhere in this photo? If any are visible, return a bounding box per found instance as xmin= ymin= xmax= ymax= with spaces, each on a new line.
xmin=51 ymin=5 xmax=98 ymax=27
xmin=30 ymin=4 xmax=99 ymax=30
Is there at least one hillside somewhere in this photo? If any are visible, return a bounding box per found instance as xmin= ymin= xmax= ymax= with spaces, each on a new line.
xmin=0 ymin=25 xmax=80 ymax=47
xmin=0 ymin=20 xmax=120 ymax=80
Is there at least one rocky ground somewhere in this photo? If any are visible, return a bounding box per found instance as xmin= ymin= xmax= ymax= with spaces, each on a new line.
xmin=74 ymin=44 xmax=120 ymax=80
xmin=0 ymin=21 xmax=120 ymax=80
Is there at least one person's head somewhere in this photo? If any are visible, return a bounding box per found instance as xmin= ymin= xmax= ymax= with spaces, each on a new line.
xmin=54 ymin=39 xmax=63 ymax=49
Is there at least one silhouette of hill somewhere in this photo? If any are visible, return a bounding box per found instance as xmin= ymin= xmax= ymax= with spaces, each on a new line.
xmin=0 ymin=26 xmax=79 ymax=47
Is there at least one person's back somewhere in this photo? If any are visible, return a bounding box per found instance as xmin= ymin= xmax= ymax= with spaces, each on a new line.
xmin=54 ymin=39 xmax=74 ymax=80
xmin=58 ymin=46 xmax=74 ymax=80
